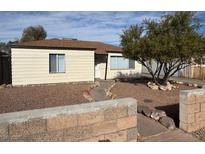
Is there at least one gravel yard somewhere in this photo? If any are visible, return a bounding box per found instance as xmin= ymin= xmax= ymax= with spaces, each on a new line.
xmin=192 ymin=128 xmax=205 ymax=141
xmin=111 ymin=78 xmax=195 ymax=126
xmin=0 ymin=83 xmax=91 ymax=114
xmin=0 ymin=78 xmax=196 ymax=127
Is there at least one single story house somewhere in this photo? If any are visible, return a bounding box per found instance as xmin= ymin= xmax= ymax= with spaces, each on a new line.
xmin=11 ymin=39 xmax=142 ymax=86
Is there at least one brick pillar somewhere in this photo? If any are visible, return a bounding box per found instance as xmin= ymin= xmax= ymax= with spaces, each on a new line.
xmin=180 ymin=89 xmax=205 ymax=132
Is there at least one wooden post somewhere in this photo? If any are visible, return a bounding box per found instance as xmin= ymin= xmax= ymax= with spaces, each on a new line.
xmin=105 ymin=55 xmax=108 ymax=80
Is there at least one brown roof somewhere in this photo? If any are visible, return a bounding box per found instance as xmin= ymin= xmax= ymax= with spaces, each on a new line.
xmin=12 ymin=39 xmax=122 ymax=54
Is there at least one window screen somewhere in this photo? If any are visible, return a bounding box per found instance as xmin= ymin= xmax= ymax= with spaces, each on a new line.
xmin=110 ymin=56 xmax=135 ymax=69
xmin=49 ymin=54 xmax=65 ymax=73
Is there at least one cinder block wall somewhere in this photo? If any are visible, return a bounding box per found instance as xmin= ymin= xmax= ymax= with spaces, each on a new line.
xmin=0 ymin=98 xmax=138 ymax=142
xmin=180 ymin=89 xmax=205 ymax=132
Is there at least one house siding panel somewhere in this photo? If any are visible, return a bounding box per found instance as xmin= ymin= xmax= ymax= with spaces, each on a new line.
xmin=11 ymin=48 xmax=94 ymax=86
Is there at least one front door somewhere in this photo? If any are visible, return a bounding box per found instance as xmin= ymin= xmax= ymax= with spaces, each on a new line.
xmin=95 ymin=64 xmax=101 ymax=79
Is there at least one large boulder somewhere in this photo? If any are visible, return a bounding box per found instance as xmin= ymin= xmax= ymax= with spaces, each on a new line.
xmin=137 ymin=105 xmax=152 ymax=117
xmin=150 ymin=110 xmax=166 ymax=121
xmin=147 ymin=82 xmax=158 ymax=90
xmin=159 ymin=116 xmax=175 ymax=130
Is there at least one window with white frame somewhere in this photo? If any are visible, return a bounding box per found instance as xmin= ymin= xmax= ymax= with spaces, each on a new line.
xmin=110 ymin=56 xmax=135 ymax=69
xmin=49 ymin=54 xmax=65 ymax=73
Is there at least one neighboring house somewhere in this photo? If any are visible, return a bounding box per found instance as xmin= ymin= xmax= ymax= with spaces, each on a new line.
xmin=11 ymin=39 xmax=142 ymax=86
xmin=189 ymin=57 xmax=205 ymax=80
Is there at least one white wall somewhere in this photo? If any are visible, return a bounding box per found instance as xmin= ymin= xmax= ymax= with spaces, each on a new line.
xmin=11 ymin=48 xmax=94 ymax=86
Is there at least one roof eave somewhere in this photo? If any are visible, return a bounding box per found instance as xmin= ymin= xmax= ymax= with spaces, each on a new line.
xmin=11 ymin=45 xmax=96 ymax=51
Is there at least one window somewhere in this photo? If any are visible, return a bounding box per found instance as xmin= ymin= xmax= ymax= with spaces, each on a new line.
xmin=201 ymin=57 xmax=205 ymax=65
xmin=49 ymin=54 xmax=65 ymax=73
xmin=110 ymin=56 xmax=135 ymax=69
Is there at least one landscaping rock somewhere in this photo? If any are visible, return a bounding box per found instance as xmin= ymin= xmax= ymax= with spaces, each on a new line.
xmin=187 ymin=83 xmax=193 ymax=87
xmin=83 ymin=90 xmax=94 ymax=102
xmin=159 ymin=82 xmax=173 ymax=91
xmin=90 ymin=81 xmax=101 ymax=89
xmin=159 ymin=116 xmax=175 ymax=130
xmin=105 ymin=89 xmax=112 ymax=97
xmin=167 ymin=85 xmax=172 ymax=91
xmin=176 ymin=81 xmax=183 ymax=84
xmin=150 ymin=110 xmax=166 ymax=121
xmin=137 ymin=105 xmax=146 ymax=113
xmin=6 ymin=84 xmax=12 ymax=88
xmin=111 ymin=94 xmax=117 ymax=99
xmin=166 ymin=81 xmax=171 ymax=86
xmin=0 ymin=84 xmax=6 ymax=88
xmin=159 ymin=85 xmax=167 ymax=91
xmin=137 ymin=105 xmax=152 ymax=117
xmin=142 ymin=107 xmax=152 ymax=117
xmin=147 ymin=82 xmax=158 ymax=90
xmin=193 ymin=84 xmax=198 ymax=87
xmin=172 ymin=85 xmax=177 ymax=89
xmin=94 ymin=81 xmax=100 ymax=87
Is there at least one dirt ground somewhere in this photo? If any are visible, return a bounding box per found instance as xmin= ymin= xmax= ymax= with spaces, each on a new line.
xmin=111 ymin=78 xmax=195 ymax=126
xmin=0 ymin=83 xmax=91 ymax=114
xmin=0 ymin=78 xmax=196 ymax=127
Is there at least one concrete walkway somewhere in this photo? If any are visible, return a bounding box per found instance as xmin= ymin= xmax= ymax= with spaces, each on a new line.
xmin=138 ymin=114 xmax=199 ymax=142
xmin=141 ymin=129 xmax=199 ymax=142
xmin=138 ymin=114 xmax=167 ymax=138
xmin=90 ymin=80 xmax=115 ymax=101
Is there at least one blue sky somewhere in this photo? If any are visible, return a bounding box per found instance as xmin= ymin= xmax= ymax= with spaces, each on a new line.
xmin=0 ymin=11 xmax=205 ymax=45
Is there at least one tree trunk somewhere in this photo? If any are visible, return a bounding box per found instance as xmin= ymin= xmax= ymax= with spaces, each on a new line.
xmin=162 ymin=74 xmax=169 ymax=85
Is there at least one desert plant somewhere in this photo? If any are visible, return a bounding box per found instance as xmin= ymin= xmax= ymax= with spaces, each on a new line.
xmin=121 ymin=12 xmax=205 ymax=85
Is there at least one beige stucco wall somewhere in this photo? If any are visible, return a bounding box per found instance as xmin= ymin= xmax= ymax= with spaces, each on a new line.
xmin=11 ymin=48 xmax=94 ymax=86
xmin=104 ymin=53 xmax=142 ymax=79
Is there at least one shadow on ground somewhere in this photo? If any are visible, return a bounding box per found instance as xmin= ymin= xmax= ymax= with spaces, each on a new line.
xmin=117 ymin=76 xmax=152 ymax=86
xmin=156 ymin=104 xmax=179 ymax=127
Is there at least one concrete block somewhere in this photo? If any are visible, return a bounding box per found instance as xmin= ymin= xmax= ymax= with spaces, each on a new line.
xmin=104 ymin=130 xmax=127 ymax=142
xmin=117 ymin=116 xmax=137 ymax=131
xmin=78 ymin=111 xmax=104 ymax=126
xmin=9 ymin=118 xmax=46 ymax=139
xmin=47 ymin=114 xmax=77 ymax=131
